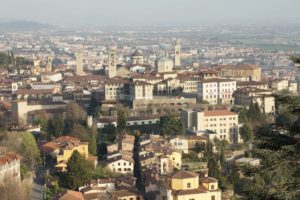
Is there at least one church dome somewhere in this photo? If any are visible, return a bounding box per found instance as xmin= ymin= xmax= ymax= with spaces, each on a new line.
xmin=131 ymin=49 xmax=143 ymax=57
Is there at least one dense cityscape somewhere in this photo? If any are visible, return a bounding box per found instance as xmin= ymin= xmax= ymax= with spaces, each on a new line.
xmin=0 ymin=1 xmax=300 ymax=200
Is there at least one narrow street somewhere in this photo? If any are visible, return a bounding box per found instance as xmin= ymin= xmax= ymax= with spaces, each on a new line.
xmin=30 ymin=167 xmax=45 ymax=200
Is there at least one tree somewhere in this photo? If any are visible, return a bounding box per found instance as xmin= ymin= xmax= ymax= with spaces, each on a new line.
xmin=64 ymin=101 xmax=85 ymax=133
xmin=88 ymin=126 xmax=97 ymax=156
xmin=87 ymin=92 xmax=99 ymax=117
xmin=20 ymin=132 xmax=41 ymax=170
xmin=53 ymin=114 xmax=64 ymax=137
xmin=159 ymin=113 xmax=184 ymax=136
xmin=208 ymin=156 xmax=220 ymax=179
xmin=46 ymin=119 xmax=55 ymax=140
xmin=63 ymin=150 xmax=92 ymax=189
xmin=117 ymin=107 xmax=128 ymax=133
xmin=240 ymin=123 xmax=253 ymax=143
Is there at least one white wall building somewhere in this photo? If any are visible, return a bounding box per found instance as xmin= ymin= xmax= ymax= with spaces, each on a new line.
xmin=183 ymin=109 xmax=242 ymax=143
xmin=197 ymin=79 xmax=236 ymax=105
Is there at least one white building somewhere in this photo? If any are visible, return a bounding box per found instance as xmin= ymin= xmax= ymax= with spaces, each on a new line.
xmin=197 ymin=79 xmax=236 ymax=105
xmin=156 ymin=57 xmax=174 ymax=73
xmin=0 ymin=151 xmax=22 ymax=183
xmin=183 ymin=109 xmax=242 ymax=143
xmin=106 ymin=156 xmax=134 ymax=174
xmin=130 ymin=81 xmax=154 ymax=100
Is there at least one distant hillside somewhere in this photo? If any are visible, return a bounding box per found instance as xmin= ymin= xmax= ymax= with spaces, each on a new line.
xmin=0 ymin=21 xmax=54 ymax=32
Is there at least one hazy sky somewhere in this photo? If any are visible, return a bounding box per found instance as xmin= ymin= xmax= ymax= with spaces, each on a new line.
xmin=1 ymin=0 xmax=299 ymax=26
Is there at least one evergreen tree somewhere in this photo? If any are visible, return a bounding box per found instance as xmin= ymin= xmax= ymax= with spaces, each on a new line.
xmin=87 ymin=92 xmax=99 ymax=117
xmin=64 ymin=150 xmax=92 ymax=189
xmin=240 ymin=123 xmax=253 ymax=143
xmin=117 ymin=107 xmax=128 ymax=133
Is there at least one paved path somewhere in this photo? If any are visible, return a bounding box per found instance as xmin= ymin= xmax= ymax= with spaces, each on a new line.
xmin=30 ymin=168 xmax=45 ymax=200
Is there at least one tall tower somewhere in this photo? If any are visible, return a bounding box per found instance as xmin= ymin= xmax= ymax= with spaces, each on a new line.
xmin=46 ymin=56 xmax=53 ymax=72
xmin=108 ymin=47 xmax=117 ymax=78
xmin=174 ymin=39 xmax=181 ymax=67
xmin=76 ymin=51 xmax=83 ymax=75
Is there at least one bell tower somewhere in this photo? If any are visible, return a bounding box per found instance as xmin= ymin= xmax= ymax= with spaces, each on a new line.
xmin=108 ymin=46 xmax=117 ymax=78
xmin=174 ymin=39 xmax=181 ymax=67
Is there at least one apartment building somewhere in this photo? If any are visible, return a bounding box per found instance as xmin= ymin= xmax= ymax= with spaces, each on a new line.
xmin=40 ymin=136 xmax=91 ymax=171
xmin=106 ymin=156 xmax=134 ymax=174
xmin=158 ymin=170 xmax=222 ymax=200
xmin=183 ymin=109 xmax=241 ymax=143
xmin=214 ymin=64 xmax=261 ymax=81
xmin=234 ymin=87 xmax=275 ymax=114
xmin=104 ymin=78 xmax=130 ymax=101
xmin=130 ymin=81 xmax=153 ymax=100
xmin=197 ymin=79 xmax=236 ymax=105
xmin=0 ymin=150 xmax=22 ymax=183
xmin=271 ymin=79 xmax=289 ymax=92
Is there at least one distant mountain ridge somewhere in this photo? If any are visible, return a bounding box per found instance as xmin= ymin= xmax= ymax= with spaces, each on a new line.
xmin=0 ymin=21 xmax=54 ymax=32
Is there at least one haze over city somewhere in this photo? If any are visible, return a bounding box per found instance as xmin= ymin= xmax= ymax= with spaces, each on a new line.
xmin=0 ymin=1 xmax=299 ymax=200
xmin=1 ymin=0 xmax=300 ymax=26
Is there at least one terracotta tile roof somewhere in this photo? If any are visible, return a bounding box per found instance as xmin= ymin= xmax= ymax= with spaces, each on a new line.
xmin=0 ymin=152 xmax=22 ymax=166
xmin=58 ymin=190 xmax=84 ymax=200
xmin=200 ymin=176 xmax=218 ymax=183
xmin=110 ymin=189 xmax=135 ymax=197
xmin=204 ymin=110 xmax=237 ymax=117
xmin=171 ymin=170 xmax=198 ymax=179
xmin=16 ymin=88 xmax=55 ymax=95
xmin=40 ymin=136 xmax=83 ymax=154
xmin=201 ymin=78 xmax=235 ymax=83
xmin=172 ymin=188 xmax=207 ymax=196
xmin=0 ymin=100 xmax=11 ymax=110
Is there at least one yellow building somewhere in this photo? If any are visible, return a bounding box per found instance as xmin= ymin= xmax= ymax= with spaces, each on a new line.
xmin=215 ymin=64 xmax=261 ymax=81
xmin=158 ymin=170 xmax=221 ymax=200
xmin=41 ymin=136 xmax=90 ymax=171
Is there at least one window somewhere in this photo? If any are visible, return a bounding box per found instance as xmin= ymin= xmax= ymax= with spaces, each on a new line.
xmin=187 ymin=183 xmax=191 ymax=188
xmin=211 ymin=185 xmax=215 ymax=190
xmin=211 ymin=195 xmax=215 ymax=200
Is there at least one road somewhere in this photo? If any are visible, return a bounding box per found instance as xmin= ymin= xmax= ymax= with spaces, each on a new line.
xmin=30 ymin=167 xmax=45 ymax=200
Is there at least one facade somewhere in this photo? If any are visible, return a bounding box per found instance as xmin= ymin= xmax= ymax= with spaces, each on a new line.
xmin=169 ymin=135 xmax=207 ymax=154
xmin=183 ymin=109 xmax=241 ymax=143
xmin=158 ymin=171 xmax=221 ymax=200
xmin=130 ymin=81 xmax=154 ymax=100
xmin=215 ymin=64 xmax=261 ymax=81
xmin=108 ymin=47 xmax=117 ymax=78
xmin=40 ymin=136 xmax=90 ymax=171
xmin=197 ymin=79 xmax=236 ymax=105
xmin=157 ymin=57 xmax=174 ymax=73
xmin=131 ymin=49 xmax=144 ymax=65
xmin=104 ymin=78 xmax=129 ymax=101
xmin=0 ymin=151 xmax=22 ymax=183
xmin=106 ymin=156 xmax=134 ymax=174
xmin=271 ymin=79 xmax=289 ymax=91
xmin=234 ymin=87 xmax=275 ymax=114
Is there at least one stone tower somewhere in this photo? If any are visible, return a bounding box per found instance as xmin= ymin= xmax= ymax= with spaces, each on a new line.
xmin=108 ymin=47 xmax=117 ymax=78
xmin=174 ymin=39 xmax=181 ymax=67
xmin=76 ymin=51 xmax=83 ymax=75
xmin=46 ymin=56 xmax=53 ymax=72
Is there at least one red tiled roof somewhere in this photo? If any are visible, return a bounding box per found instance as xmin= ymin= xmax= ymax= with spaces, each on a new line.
xmin=204 ymin=110 xmax=237 ymax=117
